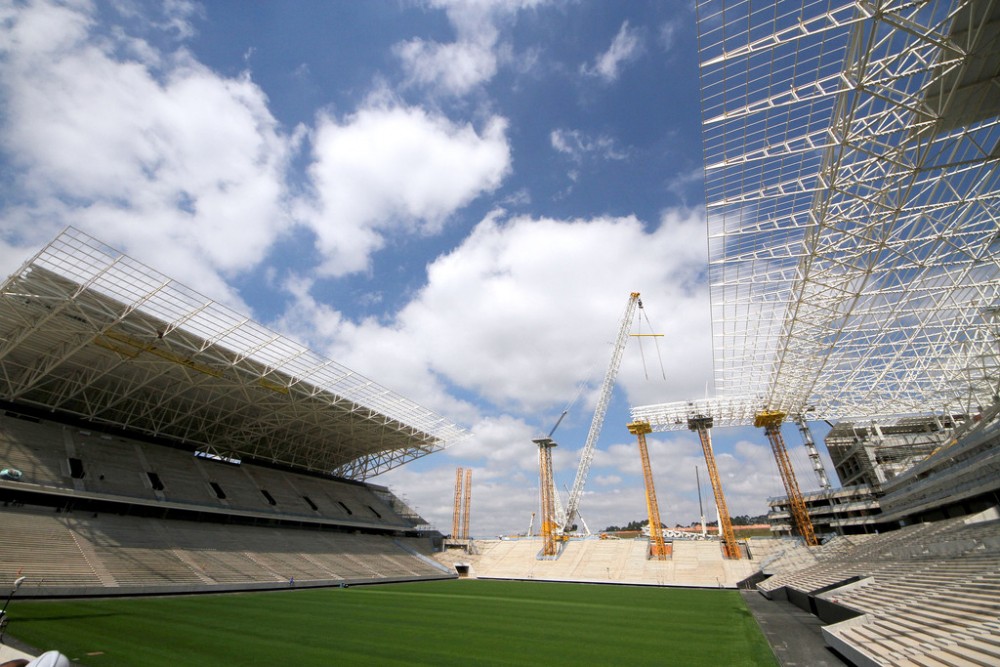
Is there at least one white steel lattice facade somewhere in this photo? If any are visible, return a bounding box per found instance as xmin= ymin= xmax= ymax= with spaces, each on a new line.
xmin=635 ymin=0 xmax=1000 ymax=430
xmin=0 ymin=228 xmax=466 ymax=479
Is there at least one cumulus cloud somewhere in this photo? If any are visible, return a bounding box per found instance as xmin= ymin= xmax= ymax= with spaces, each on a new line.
xmin=582 ymin=20 xmax=643 ymax=83
xmin=0 ymin=0 xmax=295 ymax=307
xmin=279 ymin=207 xmax=718 ymax=533
xmin=394 ymin=0 xmax=545 ymax=96
xmin=395 ymin=38 xmax=499 ymax=97
xmin=280 ymin=207 xmax=712 ymax=414
xmin=301 ymin=105 xmax=510 ymax=277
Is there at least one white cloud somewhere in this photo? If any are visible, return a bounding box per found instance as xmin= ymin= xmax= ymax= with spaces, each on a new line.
xmin=0 ymin=0 xmax=295 ymax=308
xmin=281 ymin=207 xmax=717 ymax=533
xmin=394 ymin=0 xmax=545 ymax=96
xmin=279 ymin=207 xmax=712 ymax=415
xmin=301 ymin=104 xmax=511 ymax=277
xmin=659 ymin=19 xmax=680 ymax=54
xmin=582 ymin=20 xmax=643 ymax=83
xmin=550 ymin=128 xmax=628 ymax=162
xmin=395 ymin=38 xmax=499 ymax=97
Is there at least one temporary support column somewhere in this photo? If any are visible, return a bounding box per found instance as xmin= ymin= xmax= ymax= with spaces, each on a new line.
xmin=755 ymin=410 xmax=818 ymax=546
xmin=461 ymin=468 xmax=472 ymax=540
xmin=627 ymin=420 xmax=668 ymax=560
xmin=687 ymin=415 xmax=741 ymax=559
xmin=451 ymin=467 xmax=463 ymax=539
xmin=794 ymin=413 xmax=831 ymax=490
xmin=533 ymin=437 xmax=559 ymax=558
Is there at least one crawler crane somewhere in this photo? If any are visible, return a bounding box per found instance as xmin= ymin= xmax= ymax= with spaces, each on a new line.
xmin=561 ymin=292 xmax=650 ymax=533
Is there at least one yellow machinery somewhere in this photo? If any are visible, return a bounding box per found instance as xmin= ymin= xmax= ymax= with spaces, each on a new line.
xmin=754 ymin=410 xmax=818 ymax=547
xmin=687 ymin=415 xmax=741 ymax=559
xmin=627 ymin=420 xmax=668 ymax=560
xmin=533 ymin=437 xmax=560 ymax=557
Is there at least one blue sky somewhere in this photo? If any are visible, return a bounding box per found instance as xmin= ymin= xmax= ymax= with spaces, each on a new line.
xmin=0 ymin=0 xmax=834 ymax=537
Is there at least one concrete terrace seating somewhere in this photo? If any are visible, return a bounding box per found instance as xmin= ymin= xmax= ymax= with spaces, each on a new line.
xmin=0 ymin=414 xmax=71 ymax=487
xmin=449 ymin=537 xmax=758 ymax=587
xmin=753 ymin=508 xmax=1000 ymax=667
xmin=0 ymin=413 xmax=413 ymax=530
xmin=0 ymin=505 xmax=448 ymax=594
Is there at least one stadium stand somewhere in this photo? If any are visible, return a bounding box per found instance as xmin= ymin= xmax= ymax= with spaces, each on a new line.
xmin=0 ymin=503 xmax=450 ymax=595
xmin=439 ymin=537 xmax=759 ymax=587
xmin=0 ymin=228 xmax=464 ymax=601
xmin=0 ymin=407 xmax=454 ymax=595
xmin=752 ymin=508 xmax=1000 ymax=667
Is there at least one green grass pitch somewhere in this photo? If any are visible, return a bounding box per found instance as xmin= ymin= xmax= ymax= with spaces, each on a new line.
xmin=6 ymin=580 xmax=777 ymax=666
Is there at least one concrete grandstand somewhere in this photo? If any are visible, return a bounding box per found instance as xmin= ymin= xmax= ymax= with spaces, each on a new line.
xmin=0 ymin=227 xmax=463 ymax=596
xmin=1 ymin=0 xmax=999 ymax=663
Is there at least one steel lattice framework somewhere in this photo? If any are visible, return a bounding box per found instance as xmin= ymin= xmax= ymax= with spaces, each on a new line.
xmin=0 ymin=228 xmax=466 ymax=479
xmin=635 ymin=0 xmax=1000 ymax=430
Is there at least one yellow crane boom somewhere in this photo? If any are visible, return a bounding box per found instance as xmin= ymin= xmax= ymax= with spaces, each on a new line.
xmin=687 ymin=415 xmax=741 ymax=559
xmin=627 ymin=420 xmax=668 ymax=560
xmin=755 ymin=410 xmax=818 ymax=547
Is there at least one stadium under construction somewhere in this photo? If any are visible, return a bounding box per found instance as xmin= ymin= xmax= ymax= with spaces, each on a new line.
xmin=1 ymin=0 xmax=999 ymax=665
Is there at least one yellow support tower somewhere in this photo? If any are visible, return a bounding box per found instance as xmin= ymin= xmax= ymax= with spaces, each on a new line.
xmin=754 ymin=410 xmax=818 ymax=547
xmin=687 ymin=415 xmax=741 ymax=559
xmin=627 ymin=420 xmax=668 ymax=560
xmin=451 ymin=467 xmax=463 ymax=539
xmin=461 ymin=468 xmax=472 ymax=540
xmin=533 ymin=437 xmax=560 ymax=557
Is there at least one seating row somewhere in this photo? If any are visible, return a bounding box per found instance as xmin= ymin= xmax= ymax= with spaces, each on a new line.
xmin=754 ymin=508 xmax=1000 ymax=667
xmin=0 ymin=412 xmax=408 ymax=529
xmin=0 ymin=505 xmax=447 ymax=592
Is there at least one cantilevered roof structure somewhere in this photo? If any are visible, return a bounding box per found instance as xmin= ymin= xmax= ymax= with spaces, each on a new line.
xmin=634 ymin=0 xmax=1000 ymax=430
xmin=0 ymin=228 xmax=466 ymax=479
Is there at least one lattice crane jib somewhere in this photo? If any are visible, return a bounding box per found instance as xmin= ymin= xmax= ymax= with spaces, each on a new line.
xmin=563 ymin=292 xmax=643 ymax=531
xmin=755 ymin=410 xmax=818 ymax=547
xmin=628 ymin=420 xmax=668 ymax=560
xmin=687 ymin=415 xmax=741 ymax=560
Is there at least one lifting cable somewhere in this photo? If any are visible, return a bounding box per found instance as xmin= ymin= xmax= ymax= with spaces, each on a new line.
xmin=633 ymin=301 xmax=667 ymax=381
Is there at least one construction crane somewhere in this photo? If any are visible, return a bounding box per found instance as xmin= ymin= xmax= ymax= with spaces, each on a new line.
xmin=687 ymin=415 xmax=741 ymax=559
xmin=451 ymin=467 xmax=463 ymax=539
xmin=533 ymin=437 xmax=560 ymax=557
xmin=562 ymin=292 xmax=646 ymax=532
xmin=461 ymin=468 xmax=472 ymax=540
xmin=627 ymin=420 xmax=668 ymax=560
xmin=754 ymin=410 xmax=818 ymax=547
xmin=794 ymin=413 xmax=831 ymax=491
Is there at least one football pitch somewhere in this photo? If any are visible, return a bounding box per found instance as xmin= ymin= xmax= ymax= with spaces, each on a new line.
xmin=7 ymin=580 xmax=777 ymax=666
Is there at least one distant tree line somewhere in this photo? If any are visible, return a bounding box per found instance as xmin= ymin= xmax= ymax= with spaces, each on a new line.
xmin=602 ymin=514 xmax=767 ymax=532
